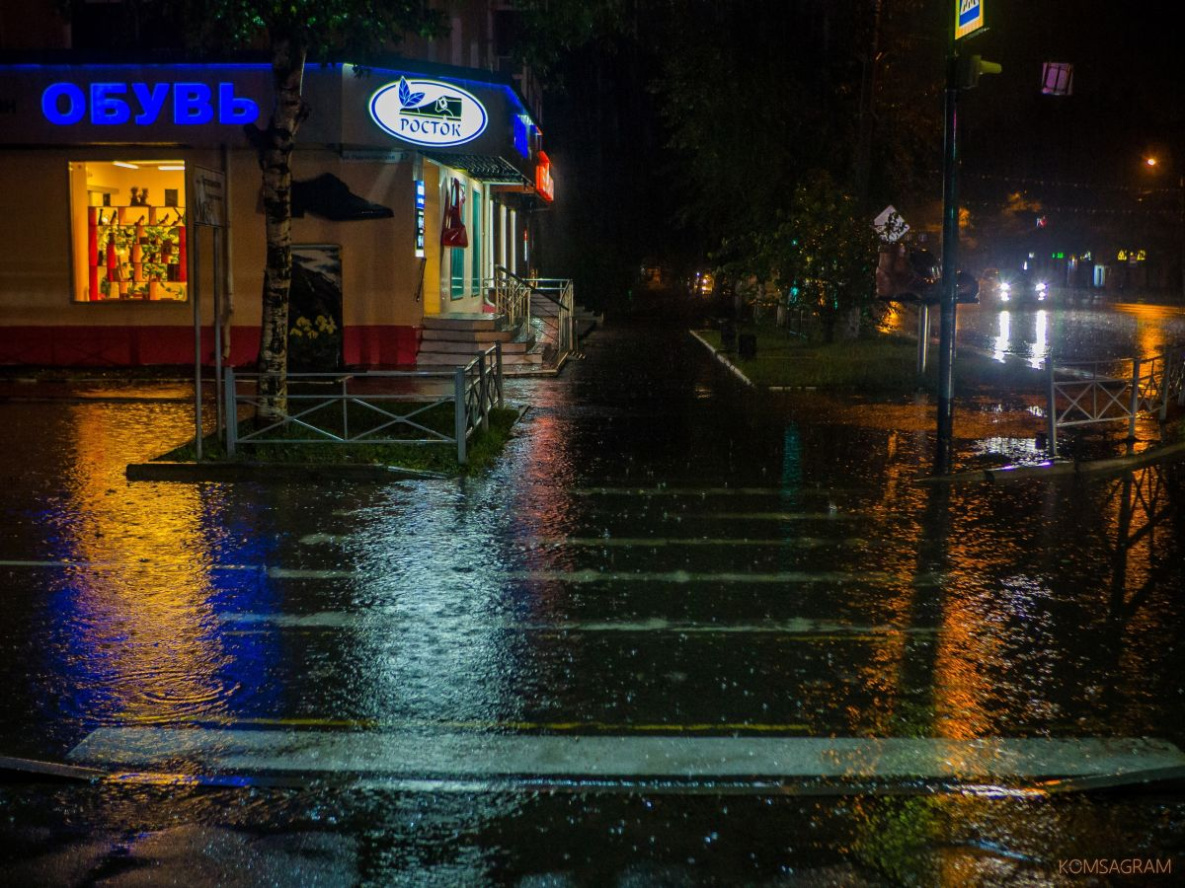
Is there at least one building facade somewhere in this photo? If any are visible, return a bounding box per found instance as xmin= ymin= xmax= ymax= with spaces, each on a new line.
xmin=0 ymin=3 xmax=555 ymax=367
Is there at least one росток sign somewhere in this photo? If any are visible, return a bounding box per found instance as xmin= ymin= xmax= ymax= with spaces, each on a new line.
xmin=369 ymin=77 xmax=488 ymax=147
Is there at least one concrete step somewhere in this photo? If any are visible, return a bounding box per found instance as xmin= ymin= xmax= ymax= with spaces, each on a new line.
xmin=421 ymin=327 xmax=516 ymax=344
xmin=416 ymin=351 xmax=543 ymax=370
xmin=418 ymin=339 xmax=532 ymax=360
xmin=421 ymin=314 xmax=503 ymax=332
xmin=501 ymin=351 xmax=545 ymax=365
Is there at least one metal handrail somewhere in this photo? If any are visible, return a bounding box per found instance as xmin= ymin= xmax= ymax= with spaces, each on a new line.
xmin=484 ymin=266 xmax=532 ymax=329
xmin=225 ymin=344 xmax=503 ymax=465
xmin=524 ymin=276 xmax=576 ymax=361
xmin=482 ymin=269 xmax=577 ymax=368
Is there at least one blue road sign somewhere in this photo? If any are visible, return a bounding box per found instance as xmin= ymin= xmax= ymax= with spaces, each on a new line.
xmin=956 ymin=0 xmax=985 ymax=40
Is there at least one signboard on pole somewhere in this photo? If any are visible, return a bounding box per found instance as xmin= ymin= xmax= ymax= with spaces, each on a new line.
xmin=955 ymin=0 xmax=985 ymax=40
xmin=190 ymin=166 xmax=226 ymax=227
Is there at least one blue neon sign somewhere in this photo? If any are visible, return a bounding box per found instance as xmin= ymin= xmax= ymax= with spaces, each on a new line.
xmin=41 ymin=81 xmax=260 ymax=126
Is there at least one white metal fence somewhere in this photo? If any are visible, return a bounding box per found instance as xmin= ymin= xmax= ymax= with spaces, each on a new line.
xmin=1044 ymin=348 xmax=1185 ymax=457
xmin=225 ymin=344 xmax=503 ymax=464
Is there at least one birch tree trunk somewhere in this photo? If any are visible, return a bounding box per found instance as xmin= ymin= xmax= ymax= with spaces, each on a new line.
xmin=255 ymin=35 xmax=307 ymax=421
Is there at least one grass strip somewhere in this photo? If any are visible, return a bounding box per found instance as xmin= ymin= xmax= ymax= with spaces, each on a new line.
xmin=697 ymin=325 xmax=1046 ymax=395
xmin=157 ymin=405 xmax=522 ymax=476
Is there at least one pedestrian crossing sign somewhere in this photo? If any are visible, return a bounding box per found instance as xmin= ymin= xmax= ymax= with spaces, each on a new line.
xmin=955 ymin=0 xmax=985 ymax=40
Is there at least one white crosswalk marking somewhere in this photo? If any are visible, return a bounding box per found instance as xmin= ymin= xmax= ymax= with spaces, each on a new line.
xmin=69 ymin=730 xmax=1185 ymax=782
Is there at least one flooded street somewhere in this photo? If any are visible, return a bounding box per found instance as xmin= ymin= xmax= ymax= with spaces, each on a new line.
xmin=956 ymin=298 xmax=1185 ymax=367
xmin=2 ymin=314 xmax=1185 ymax=885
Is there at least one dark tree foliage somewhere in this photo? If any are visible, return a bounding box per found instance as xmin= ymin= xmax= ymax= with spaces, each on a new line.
xmin=516 ymin=0 xmax=941 ymax=313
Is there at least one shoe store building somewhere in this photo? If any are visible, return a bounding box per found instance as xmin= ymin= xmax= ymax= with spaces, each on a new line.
xmin=0 ymin=58 xmax=551 ymax=367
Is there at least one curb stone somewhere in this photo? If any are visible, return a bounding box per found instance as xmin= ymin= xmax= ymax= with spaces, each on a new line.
xmin=689 ymin=329 xmax=755 ymax=388
xmin=126 ymin=462 xmax=448 ymax=482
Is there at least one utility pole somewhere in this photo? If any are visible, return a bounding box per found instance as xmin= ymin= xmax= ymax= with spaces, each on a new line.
xmin=935 ymin=1 xmax=999 ymax=474
xmin=935 ymin=46 xmax=959 ymax=476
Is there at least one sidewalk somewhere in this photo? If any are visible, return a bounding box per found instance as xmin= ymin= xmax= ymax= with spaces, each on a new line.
xmin=689 ymin=328 xmax=1185 ymax=482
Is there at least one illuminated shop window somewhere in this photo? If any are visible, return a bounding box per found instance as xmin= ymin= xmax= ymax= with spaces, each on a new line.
xmin=69 ymin=160 xmax=188 ymax=302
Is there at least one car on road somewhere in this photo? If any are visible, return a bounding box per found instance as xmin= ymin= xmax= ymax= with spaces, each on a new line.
xmin=988 ymin=269 xmax=1051 ymax=307
xmin=995 ymin=270 xmax=1052 ymax=305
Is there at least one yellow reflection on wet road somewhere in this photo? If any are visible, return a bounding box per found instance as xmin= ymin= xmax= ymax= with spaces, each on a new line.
xmin=59 ymin=403 xmax=233 ymax=725
xmin=1118 ymin=303 xmax=1185 ymax=360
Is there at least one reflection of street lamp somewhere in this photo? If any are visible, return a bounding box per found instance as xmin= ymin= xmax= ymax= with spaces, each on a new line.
xmin=1142 ymin=156 xmax=1185 ymax=302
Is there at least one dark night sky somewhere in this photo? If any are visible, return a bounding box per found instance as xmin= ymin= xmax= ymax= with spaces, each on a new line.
xmin=959 ymin=2 xmax=1185 ymax=185
xmin=538 ymin=2 xmax=1184 ymax=292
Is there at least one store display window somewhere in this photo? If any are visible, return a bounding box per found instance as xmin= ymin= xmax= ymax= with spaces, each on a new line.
xmin=68 ymin=160 xmax=188 ymax=302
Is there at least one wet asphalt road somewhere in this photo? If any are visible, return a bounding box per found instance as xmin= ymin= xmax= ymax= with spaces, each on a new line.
xmin=1 ymin=307 xmax=1184 ymax=885
xmin=953 ymin=296 xmax=1185 ymax=367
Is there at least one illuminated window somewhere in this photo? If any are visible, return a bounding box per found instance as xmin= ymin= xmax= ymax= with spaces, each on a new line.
xmin=69 ymin=160 xmax=188 ymax=302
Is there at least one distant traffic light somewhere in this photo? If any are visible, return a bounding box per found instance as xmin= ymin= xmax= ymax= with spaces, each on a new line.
xmin=957 ymin=54 xmax=1002 ymax=89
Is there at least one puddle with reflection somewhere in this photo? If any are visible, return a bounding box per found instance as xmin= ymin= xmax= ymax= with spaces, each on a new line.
xmin=1 ymin=316 xmax=1184 ymax=883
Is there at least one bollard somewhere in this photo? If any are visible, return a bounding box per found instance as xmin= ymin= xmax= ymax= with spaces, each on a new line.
xmin=1128 ymin=357 xmax=1141 ymax=441
xmin=455 ymin=366 xmax=467 ymax=465
xmin=917 ymin=304 xmax=930 ymax=377
xmin=495 ymin=341 xmax=504 ymax=409
xmin=225 ymin=367 xmax=237 ymax=457
xmin=1045 ymin=357 xmax=1057 ymax=458
xmin=477 ymin=351 xmax=489 ymax=432
xmin=1161 ymin=353 xmax=1172 ymax=421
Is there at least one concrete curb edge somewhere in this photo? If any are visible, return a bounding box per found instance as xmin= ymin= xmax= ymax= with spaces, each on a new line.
xmin=689 ymin=329 xmax=755 ymax=388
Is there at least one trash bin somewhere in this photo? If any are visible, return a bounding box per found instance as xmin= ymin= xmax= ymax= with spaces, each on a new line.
xmin=738 ymin=333 xmax=757 ymax=359
xmin=720 ymin=322 xmax=737 ymax=352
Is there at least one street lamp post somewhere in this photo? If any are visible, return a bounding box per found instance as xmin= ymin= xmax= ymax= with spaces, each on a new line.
xmin=1179 ymin=173 xmax=1184 ymax=303
xmin=1143 ymin=157 xmax=1185 ymax=302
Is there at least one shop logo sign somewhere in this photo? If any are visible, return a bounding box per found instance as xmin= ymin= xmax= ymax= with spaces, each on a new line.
xmin=369 ymin=77 xmax=487 ymax=147
xmin=40 ymin=82 xmax=259 ymax=126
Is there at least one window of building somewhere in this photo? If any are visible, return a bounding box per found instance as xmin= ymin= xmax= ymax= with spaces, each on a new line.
xmin=68 ymin=160 xmax=188 ymax=302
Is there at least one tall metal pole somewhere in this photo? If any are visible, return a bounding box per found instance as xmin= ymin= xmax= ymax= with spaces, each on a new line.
xmin=1179 ymin=174 xmax=1184 ymax=304
xmin=936 ymin=47 xmax=960 ymax=474
xmin=192 ymin=220 xmax=203 ymax=462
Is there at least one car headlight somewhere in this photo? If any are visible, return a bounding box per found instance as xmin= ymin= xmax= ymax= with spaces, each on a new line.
xmin=1035 ymin=281 xmax=1047 ymax=292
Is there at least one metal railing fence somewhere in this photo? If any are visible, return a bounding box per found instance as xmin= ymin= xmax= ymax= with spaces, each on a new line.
xmin=1045 ymin=347 xmax=1185 ymax=457
xmin=485 ymin=267 xmax=532 ymax=329
xmin=225 ymin=344 xmax=503 ymax=465
xmin=483 ymin=268 xmax=576 ymax=368
xmin=525 ymin=276 xmax=576 ymax=358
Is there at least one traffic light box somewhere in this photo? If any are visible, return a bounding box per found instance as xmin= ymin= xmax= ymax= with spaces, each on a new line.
xmin=956 ymin=54 xmax=1002 ymax=89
